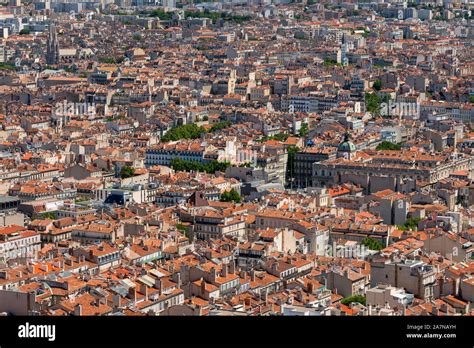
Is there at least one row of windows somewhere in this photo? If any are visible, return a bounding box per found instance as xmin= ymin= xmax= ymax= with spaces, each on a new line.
xmin=154 ymin=294 xmax=184 ymax=312
xmin=98 ymin=253 xmax=120 ymax=264
xmin=6 ymin=236 xmax=40 ymax=246
xmin=221 ymin=279 xmax=239 ymax=291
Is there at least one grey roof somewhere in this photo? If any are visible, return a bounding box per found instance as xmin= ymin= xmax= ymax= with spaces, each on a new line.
xmin=0 ymin=196 xmax=19 ymax=204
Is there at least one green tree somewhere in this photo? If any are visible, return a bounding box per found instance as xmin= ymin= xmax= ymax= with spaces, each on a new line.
xmin=362 ymin=237 xmax=384 ymax=251
xmin=341 ymin=295 xmax=366 ymax=306
xmin=221 ymin=13 xmax=251 ymax=23
xmin=185 ymin=10 xmax=221 ymax=21
xmin=161 ymin=122 xmax=232 ymax=142
xmin=220 ymin=188 xmax=241 ymax=203
xmin=294 ymin=32 xmax=307 ymax=40
xmin=209 ymin=121 xmax=232 ymax=132
xmin=299 ymin=123 xmax=309 ymax=137
xmin=376 ymin=141 xmax=402 ymax=151
xmin=260 ymin=132 xmax=290 ymax=142
xmin=286 ymin=145 xmax=300 ymax=184
xmin=373 ymin=79 xmax=382 ymax=91
xmin=100 ymin=57 xmax=117 ymax=64
xmin=324 ymin=58 xmax=340 ymax=67
xmin=365 ymin=92 xmax=382 ymax=115
xmin=147 ymin=9 xmax=173 ymax=20
xmin=33 ymin=211 xmax=57 ymax=220
xmin=161 ymin=124 xmax=206 ymax=142
xmin=120 ymin=166 xmax=135 ymax=178
xmin=170 ymin=158 xmax=230 ymax=174
xmin=238 ymin=162 xmax=253 ymax=167
xmin=0 ymin=63 xmax=16 ymax=71
xmin=398 ymin=217 xmax=421 ymax=231
xmin=176 ymin=223 xmax=187 ymax=232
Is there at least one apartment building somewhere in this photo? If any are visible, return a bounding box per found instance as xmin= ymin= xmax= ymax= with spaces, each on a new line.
xmin=370 ymin=258 xmax=437 ymax=300
xmin=0 ymin=225 xmax=41 ymax=263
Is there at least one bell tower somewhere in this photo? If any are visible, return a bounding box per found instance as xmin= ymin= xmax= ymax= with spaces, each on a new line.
xmin=46 ymin=23 xmax=59 ymax=65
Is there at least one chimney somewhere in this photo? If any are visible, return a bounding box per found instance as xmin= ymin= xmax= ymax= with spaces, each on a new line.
xmin=113 ymin=294 xmax=121 ymax=308
xmin=128 ymin=287 xmax=137 ymax=304
xmin=210 ymin=267 xmax=217 ymax=281
xmin=74 ymin=304 xmax=82 ymax=316
xmin=296 ymin=291 xmax=303 ymax=302
xmin=200 ymin=278 xmax=206 ymax=296
xmin=154 ymin=277 xmax=162 ymax=291
xmin=180 ymin=265 xmax=188 ymax=284
xmin=229 ymin=261 xmax=236 ymax=274
xmin=221 ymin=264 xmax=228 ymax=277
xmin=308 ymin=282 xmax=314 ymax=294
xmin=176 ymin=273 xmax=182 ymax=289
xmin=140 ymin=283 xmax=148 ymax=301
xmin=250 ymin=270 xmax=256 ymax=282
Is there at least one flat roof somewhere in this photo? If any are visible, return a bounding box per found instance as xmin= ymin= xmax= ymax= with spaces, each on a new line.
xmin=0 ymin=196 xmax=20 ymax=204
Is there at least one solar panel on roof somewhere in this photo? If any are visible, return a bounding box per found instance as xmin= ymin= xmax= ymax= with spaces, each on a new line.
xmin=149 ymin=269 xmax=166 ymax=278
xmin=110 ymin=285 xmax=128 ymax=297
xmin=119 ymin=279 xmax=136 ymax=288
xmin=58 ymin=271 xmax=72 ymax=278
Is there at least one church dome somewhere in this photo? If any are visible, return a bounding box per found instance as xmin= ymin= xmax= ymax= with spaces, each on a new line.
xmin=338 ymin=133 xmax=356 ymax=152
